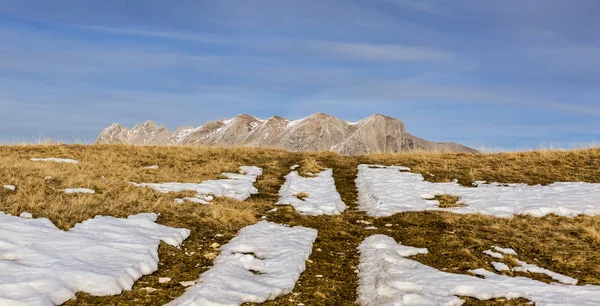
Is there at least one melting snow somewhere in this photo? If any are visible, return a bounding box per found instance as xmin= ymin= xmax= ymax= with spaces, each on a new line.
xmin=483 ymin=248 xmax=577 ymax=285
xmin=513 ymin=260 xmax=578 ymax=285
xmin=0 ymin=212 xmax=190 ymax=305
xmin=167 ymin=221 xmax=317 ymax=306
xmin=493 ymin=246 xmax=518 ymax=256
xmin=356 ymin=164 xmax=600 ymax=217
xmin=19 ymin=212 xmax=32 ymax=219
xmin=483 ymin=249 xmax=504 ymax=259
xmin=63 ymin=188 xmax=96 ymax=194
xmin=131 ymin=166 xmax=262 ymax=204
xmin=31 ymin=158 xmax=79 ymax=164
xmin=3 ymin=185 xmax=15 ymax=191
xmin=145 ymin=165 xmax=159 ymax=169
xmin=492 ymin=262 xmax=511 ymax=272
xmin=276 ymin=169 xmax=346 ymax=215
xmin=357 ymin=235 xmax=600 ymax=305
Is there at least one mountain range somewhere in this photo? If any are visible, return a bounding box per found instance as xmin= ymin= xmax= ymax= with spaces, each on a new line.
xmin=95 ymin=113 xmax=476 ymax=155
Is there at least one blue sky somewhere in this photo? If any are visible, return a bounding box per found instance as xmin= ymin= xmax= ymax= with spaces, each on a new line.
xmin=0 ymin=0 xmax=598 ymax=150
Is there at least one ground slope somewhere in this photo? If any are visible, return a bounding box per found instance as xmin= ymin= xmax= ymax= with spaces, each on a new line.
xmin=0 ymin=145 xmax=599 ymax=305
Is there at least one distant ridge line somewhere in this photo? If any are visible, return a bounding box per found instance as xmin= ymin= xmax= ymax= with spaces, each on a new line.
xmin=95 ymin=113 xmax=476 ymax=155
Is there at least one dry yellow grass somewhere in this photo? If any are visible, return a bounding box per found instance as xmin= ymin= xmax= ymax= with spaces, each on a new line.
xmin=297 ymin=154 xmax=326 ymax=176
xmin=1 ymin=145 xmax=600 ymax=305
xmin=295 ymin=191 xmax=309 ymax=201
xmin=433 ymin=194 xmax=465 ymax=208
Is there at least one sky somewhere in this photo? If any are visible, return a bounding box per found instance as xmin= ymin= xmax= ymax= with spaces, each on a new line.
xmin=0 ymin=0 xmax=599 ymax=150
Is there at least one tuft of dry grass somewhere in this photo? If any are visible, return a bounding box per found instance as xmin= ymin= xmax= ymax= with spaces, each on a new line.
xmin=434 ymin=194 xmax=465 ymax=208
xmin=1 ymin=145 xmax=600 ymax=305
xmin=295 ymin=191 xmax=309 ymax=201
xmin=297 ymin=155 xmax=326 ymax=177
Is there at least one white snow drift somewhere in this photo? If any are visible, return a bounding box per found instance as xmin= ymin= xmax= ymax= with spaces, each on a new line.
xmin=276 ymin=169 xmax=346 ymax=215
xmin=131 ymin=166 xmax=262 ymax=204
xmin=356 ymin=164 xmax=600 ymax=217
xmin=0 ymin=212 xmax=190 ymax=305
xmin=357 ymin=235 xmax=600 ymax=305
xmin=167 ymin=221 xmax=317 ymax=306
xmin=30 ymin=158 xmax=79 ymax=164
xmin=3 ymin=185 xmax=15 ymax=191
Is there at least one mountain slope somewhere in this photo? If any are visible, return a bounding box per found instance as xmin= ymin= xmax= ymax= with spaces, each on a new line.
xmin=95 ymin=113 xmax=476 ymax=155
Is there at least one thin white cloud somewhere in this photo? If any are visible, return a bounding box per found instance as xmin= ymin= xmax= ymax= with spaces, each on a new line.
xmin=79 ymin=25 xmax=238 ymax=45
xmin=385 ymin=0 xmax=448 ymax=15
xmin=290 ymin=41 xmax=455 ymax=63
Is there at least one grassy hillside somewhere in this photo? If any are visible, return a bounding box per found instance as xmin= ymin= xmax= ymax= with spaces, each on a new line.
xmin=1 ymin=145 xmax=599 ymax=305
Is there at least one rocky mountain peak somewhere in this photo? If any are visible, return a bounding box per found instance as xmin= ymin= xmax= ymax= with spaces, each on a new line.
xmin=96 ymin=113 xmax=476 ymax=155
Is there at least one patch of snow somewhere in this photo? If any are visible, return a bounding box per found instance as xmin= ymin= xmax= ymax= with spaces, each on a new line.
xmin=276 ymin=169 xmax=346 ymax=215
xmin=63 ymin=188 xmax=96 ymax=194
xmin=19 ymin=212 xmax=33 ymax=219
xmin=267 ymin=208 xmax=278 ymax=213
xmin=357 ymin=234 xmax=600 ymax=306
xmin=3 ymin=185 xmax=15 ymax=191
xmin=482 ymin=248 xmax=578 ymax=285
xmin=290 ymin=164 xmax=299 ymax=170
xmin=513 ymin=260 xmax=578 ymax=285
xmin=166 ymin=221 xmax=317 ymax=306
xmin=159 ymin=277 xmax=171 ymax=284
xmin=31 ymin=158 xmax=79 ymax=164
xmin=145 ymin=165 xmax=159 ymax=169
xmin=131 ymin=166 xmax=262 ymax=204
xmin=492 ymin=262 xmax=511 ymax=272
xmin=356 ymin=164 xmax=600 ymax=218
xmin=249 ymin=120 xmax=263 ymax=131
xmin=286 ymin=117 xmax=308 ymax=129
xmin=493 ymin=246 xmax=518 ymax=256
xmin=0 ymin=212 xmax=190 ymax=305
xmin=483 ymin=249 xmax=504 ymax=259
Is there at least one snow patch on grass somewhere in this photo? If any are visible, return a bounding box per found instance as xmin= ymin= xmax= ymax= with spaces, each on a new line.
xmin=167 ymin=221 xmax=317 ymax=306
xmin=276 ymin=169 xmax=345 ymax=215
xmin=131 ymin=166 xmax=262 ymax=204
xmin=357 ymin=164 xmax=600 ymax=218
xmin=0 ymin=212 xmax=190 ymax=305
xmin=358 ymin=235 xmax=600 ymax=305
xmin=31 ymin=158 xmax=79 ymax=164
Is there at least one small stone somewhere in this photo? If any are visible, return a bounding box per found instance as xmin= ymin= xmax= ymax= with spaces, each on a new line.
xmin=179 ymin=281 xmax=196 ymax=287
xmin=158 ymin=277 xmax=171 ymax=284
xmin=316 ymin=275 xmax=323 ymax=278
xmin=385 ymin=224 xmax=393 ymax=227
xmin=204 ymin=252 xmax=217 ymax=260
xmin=215 ymin=234 xmax=224 ymax=238
xmin=142 ymin=287 xmax=156 ymax=293
xmin=316 ymin=248 xmax=322 ymax=252
xmin=210 ymin=242 xmax=220 ymax=249
xmin=365 ymin=226 xmax=378 ymax=230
